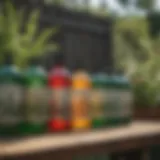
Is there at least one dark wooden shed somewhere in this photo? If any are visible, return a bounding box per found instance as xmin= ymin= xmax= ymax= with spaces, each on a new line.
xmin=40 ymin=5 xmax=114 ymax=73
xmin=5 ymin=0 xmax=114 ymax=72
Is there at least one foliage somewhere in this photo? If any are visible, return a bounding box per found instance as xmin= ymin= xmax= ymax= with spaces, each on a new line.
xmin=118 ymin=0 xmax=129 ymax=6
xmin=148 ymin=12 xmax=160 ymax=38
xmin=0 ymin=1 xmax=58 ymax=67
xmin=114 ymin=17 xmax=160 ymax=107
xmin=44 ymin=0 xmax=109 ymax=17
xmin=136 ymin=0 xmax=155 ymax=10
xmin=45 ymin=0 xmax=64 ymax=5
xmin=118 ymin=0 xmax=155 ymax=10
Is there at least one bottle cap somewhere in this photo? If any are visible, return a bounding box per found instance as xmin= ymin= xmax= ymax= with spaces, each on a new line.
xmin=72 ymin=71 xmax=91 ymax=89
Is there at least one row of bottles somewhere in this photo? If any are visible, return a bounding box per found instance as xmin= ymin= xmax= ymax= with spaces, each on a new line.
xmin=92 ymin=73 xmax=132 ymax=128
xmin=0 ymin=56 xmax=133 ymax=135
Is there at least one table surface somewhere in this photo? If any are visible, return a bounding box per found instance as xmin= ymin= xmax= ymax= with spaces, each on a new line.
xmin=0 ymin=121 xmax=160 ymax=158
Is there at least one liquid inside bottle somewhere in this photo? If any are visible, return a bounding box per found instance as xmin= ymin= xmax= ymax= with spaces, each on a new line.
xmin=91 ymin=73 xmax=106 ymax=128
xmin=71 ymin=70 xmax=91 ymax=131
xmin=21 ymin=60 xmax=50 ymax=134
xmin=0 ymin=55 xmax=24 ymax=136
xmin=48 ymin=58 xmax=71 ymax=132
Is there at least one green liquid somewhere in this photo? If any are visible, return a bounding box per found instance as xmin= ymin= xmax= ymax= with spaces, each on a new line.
xmin=91 ymin=74 xmax=108 ymax=128
xmin=105 ymin=118 xmax=121 ymax=127
xmin=21 ymin=65 xmax=48 ymax=135
xmin=0 ymin=65 xmax=24 ymax=136
xmin=92 ymin=118 xmax=106 ymax=128
xmin=19 ymin=122 xmax=47 ymax=135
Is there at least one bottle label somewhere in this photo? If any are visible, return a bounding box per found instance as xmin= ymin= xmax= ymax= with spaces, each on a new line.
xmin=120 ymin=90 xmax=133 ymax=118
xmin=51 ymin=89 xmax=70 ymax=120
xmin=26 ymin=87 xmax=51 ymax=123
xmin=105 ymin=90 xmax=120 ymax=118
xmin=71 ymin=90 xmax=90 ymax=119
xmin=0 ymin=84 xmax=23 ymax=125
xmin=105 ymin=89 xmax=133 ymax=119
xmin=91 ymin=89 xmax=105 ymax=119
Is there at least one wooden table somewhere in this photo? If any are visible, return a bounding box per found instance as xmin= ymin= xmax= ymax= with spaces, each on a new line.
xmin=0 ymin=121 xmax=160 ymax=160
xmin=134 ymin=108 xmax=160 ymax=121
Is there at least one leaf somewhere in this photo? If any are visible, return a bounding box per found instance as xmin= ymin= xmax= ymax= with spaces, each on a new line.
xmin=24 ymin=10 xmax=40 ymax=44
xmin=29 ymin=28 xmax=58 ymax=56
xmin=0 ymin=1 xmax=58 ymax=66
xmin=115 ymin=17 xmax=160 ymax=106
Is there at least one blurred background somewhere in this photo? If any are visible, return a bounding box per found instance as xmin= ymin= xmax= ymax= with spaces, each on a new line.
xmin=0 ymin=0 xmax=159 ymax=115
xmin=0 ymin=0 xmax=159 ymax=160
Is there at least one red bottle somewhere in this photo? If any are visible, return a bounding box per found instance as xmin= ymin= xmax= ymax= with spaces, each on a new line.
xmin=48 ymin=55 xmax=71 ymax=132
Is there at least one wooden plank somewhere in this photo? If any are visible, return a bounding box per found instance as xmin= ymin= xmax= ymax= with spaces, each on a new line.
xmin=0 ymin=121 xmax=160 ymax=159
xmin=134 ymin=108 xmax=160 ymax=121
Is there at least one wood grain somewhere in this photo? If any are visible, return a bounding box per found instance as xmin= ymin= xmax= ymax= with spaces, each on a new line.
xmin=0 ymin=121 xmax=160 ymax=159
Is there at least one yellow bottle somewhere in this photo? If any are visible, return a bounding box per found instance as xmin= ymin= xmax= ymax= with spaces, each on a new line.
xmin=71 ymin=70 xmax=91 ymax=131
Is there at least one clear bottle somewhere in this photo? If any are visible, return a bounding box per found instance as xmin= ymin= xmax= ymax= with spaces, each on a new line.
xmin=21 ymin=59 xmax=50 ymax=134
xmin=0 ymin=54 xmax=24 ymax=136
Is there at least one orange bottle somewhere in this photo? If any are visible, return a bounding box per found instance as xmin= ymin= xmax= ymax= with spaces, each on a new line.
xmin=71 ymin=70 xmax=91 ymax=131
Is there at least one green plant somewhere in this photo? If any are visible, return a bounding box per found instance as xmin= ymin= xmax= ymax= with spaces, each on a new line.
xmin=0 ymin=1 xmax=58 ymax=67
xmin=114 ymin=17 xmax=160 ymax=107
xmin=118 ymin=0 xmax=155 ymax=10
xmin=44 ymin=0 xmax=109 ymax=17
xmin=45 ymin=0 xmax=64 ymax=5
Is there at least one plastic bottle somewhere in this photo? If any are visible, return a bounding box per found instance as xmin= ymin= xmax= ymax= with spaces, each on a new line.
xmin=105 ymin=74 xmax=120 ymax=127
xmin=0 ymin=55 xmax=24 ymax=135
xmin=105 ymin=74 xmax=132 ymax=127
xmin=119 ymin=75 xmax=133 ymax=125
xmin=48 ymin=55 xmax=71 ymax=132
xmin=21 ymin=59 xmax=50 ymax=134
xmin=91 ymin=73 xmax=106 ymax=128
xmin=71 ymin=69 xmax=91 ymax=131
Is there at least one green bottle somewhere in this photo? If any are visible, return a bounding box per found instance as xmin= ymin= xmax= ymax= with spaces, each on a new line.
xmin=0 ymin=55 xmax=24 ymax=136
xmin=105 ymin=74 xmax=132 ymax=127
xmin=21 ymin=59 xmax=50 ymax=134
xmin=105 ymin=75 xmax=121 ymax=127
xmin=91 ymin=73 xmax=106 ymax=128
xmin=119 ymin=75 xmax=133 ymax=125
